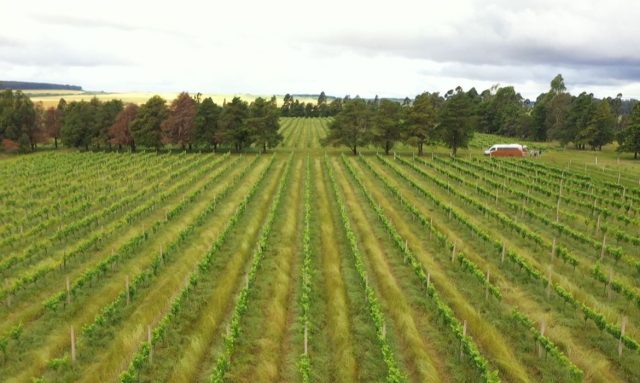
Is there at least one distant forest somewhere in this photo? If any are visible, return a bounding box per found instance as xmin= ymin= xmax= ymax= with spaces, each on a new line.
xmin=0 ymin=81 xmax=82 ymax=91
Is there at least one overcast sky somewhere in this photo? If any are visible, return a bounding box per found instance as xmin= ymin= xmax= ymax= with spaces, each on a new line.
xmin=2 ymin=0 xmax=639 ymax=99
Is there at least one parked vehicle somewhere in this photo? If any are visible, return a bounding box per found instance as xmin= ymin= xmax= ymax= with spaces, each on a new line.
xmin=484 ymin=144 xmax=528 ymax=157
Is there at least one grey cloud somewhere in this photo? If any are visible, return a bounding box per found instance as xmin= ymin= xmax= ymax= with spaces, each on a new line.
xmin=0 ymin=36 xmax=20 ymax=48
xmin=32 ymin=13 xmax=139 ymax=31
xmin=314 ymin=32 xmax=640 ymax=71
xmin=30 ymin=12 xmax=192 ymax=39
xmin=0 ymin=43 xmax=131 ymax=67
xmin=309 ymin=2 xmax=640 ymax=84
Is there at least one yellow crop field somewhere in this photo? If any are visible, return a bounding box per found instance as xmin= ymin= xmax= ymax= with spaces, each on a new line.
xmin=28 ymin=91 xmax=319 ymax=108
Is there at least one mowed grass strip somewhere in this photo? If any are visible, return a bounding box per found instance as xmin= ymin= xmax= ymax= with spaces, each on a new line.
xmin=147 ymin=158 xmax=286 ymax=383
xmin=331 ymin=157 xmax=442 ymax=383
xmin=311 ymin=156 xmax=358 ymax=382
xmin=226 ymin=156 xmax=304 ymax=382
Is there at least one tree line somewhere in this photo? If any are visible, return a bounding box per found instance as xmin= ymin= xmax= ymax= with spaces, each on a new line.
xmin=280 ymin=91 xmax=342 ymax=117
xmin=0 ymin=91 xmax=283 ymax=152
xmin=324 ymin=75 xmax=640 ymax=158
xmin=2 ymin=79 xmax=640 ymax=158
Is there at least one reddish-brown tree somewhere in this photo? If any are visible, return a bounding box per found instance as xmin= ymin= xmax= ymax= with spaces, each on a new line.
xmin=161 ymin=92 xmax=197 ymax=150
xmin=44 ymin=107 xmax=61 ymax=148
xmin=27 ymin=102 xmax=48 ymax=149
xmin=109 ymin=103 xmax=139 ymax=151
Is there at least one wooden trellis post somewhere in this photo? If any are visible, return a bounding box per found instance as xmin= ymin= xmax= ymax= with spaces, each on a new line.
xmin=126 ymin=276 xmax=130 ymax=306
xmin=538 ymin=321 xmax=546 ymax=358
xmin=70 ymin=326 xmax=76 ymax=363
xmin=148 ymin=325 xmax=153 ymax=363
xmin=607 ymin=269 xmax=613 ymax=300
xmin=460 ymin=320 xmax=467 ymax=359
xmin=619 ymin=316 xmax=627 ymax=357
xmin=546 ymin=268 xmax=552 ymax=299
xmin=600 ymin=234 xmax=607 ymax=261
xmin=66 ymin=276 xmax=71 ymax=306
xmin=304 ymin=323 xmax=308 ymax=355
xmin=485 ymin=270 xmax=490 ymax=300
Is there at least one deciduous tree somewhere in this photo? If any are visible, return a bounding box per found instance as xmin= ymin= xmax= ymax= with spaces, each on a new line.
xmin=95 ymin=99 xmax=123 ymax=149
xmin=130 ymin=95 xmax=167 ymax=150
xmin=61 ymin=101 xmax=95 ymax=150
xmin=109 ymin=103 xmax=138 ymax=151
xmin=161 ymin=92 xmax=197 ymax=150
xmin=44 ymin=106 xmax=61 ymax=148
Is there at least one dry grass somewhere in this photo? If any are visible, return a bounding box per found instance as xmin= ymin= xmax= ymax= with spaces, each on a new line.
xmin=237 ymin=159 xmax=303 ymax=382
xmin=314 ymin=157 xmax=358 ymax=383
xmin=162 ymin=161 xmax=286 ymax=383
xmin=332 ymin=157 xmax=442 ymax=383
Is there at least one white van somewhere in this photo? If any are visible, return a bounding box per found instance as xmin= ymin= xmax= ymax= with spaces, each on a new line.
xmin=484 ymin=144 xmax=527 ymax=157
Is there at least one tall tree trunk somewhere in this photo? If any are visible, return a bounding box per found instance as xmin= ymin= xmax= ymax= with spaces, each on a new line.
xmin=385 ymin=141 xmax=390 ymax=155
xmin=352 ymin=145 xmax=357 ymax=155
xmin=418 ymin=142 xmax=423 ymax=156
xmin=54 ymin=137 xmax=58 ymax=149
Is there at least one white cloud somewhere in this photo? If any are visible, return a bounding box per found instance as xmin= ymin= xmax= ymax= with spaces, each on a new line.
xmin=1 ymin=0 xmax=639 ymax=99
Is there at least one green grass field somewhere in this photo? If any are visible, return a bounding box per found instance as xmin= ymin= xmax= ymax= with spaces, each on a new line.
xmin=1 ymin=118 xmax=639 ymax=382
